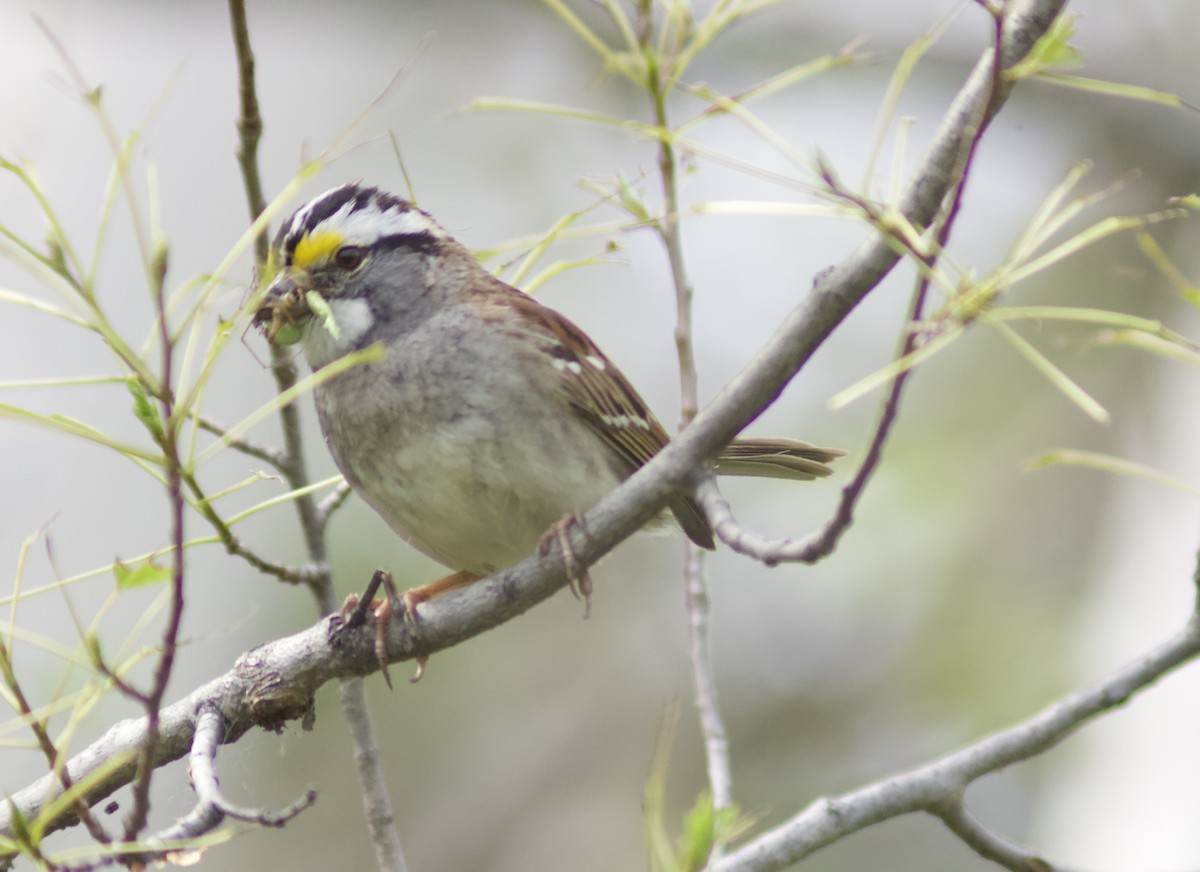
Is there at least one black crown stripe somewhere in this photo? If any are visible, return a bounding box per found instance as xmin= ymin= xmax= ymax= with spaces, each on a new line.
xmin=375 ymin=231 xmax=439 ymax=253
xmin=300 ymin=186 xmax=363 ymax=236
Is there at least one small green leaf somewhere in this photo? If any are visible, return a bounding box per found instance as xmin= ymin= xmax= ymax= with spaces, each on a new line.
xmin=1029 ymin=449 xmax=1200 ymax=498
xmin=150 ymin=236 xmax=170 ymax=289
xmin=127 ymin=378 xmax=164 ymax=442
xmin=677 ymin=792 xmax=715 ymax=872
xmin=1173 ymin=194 xmax=1200 ymax=212
xmin=1094 ymin=330 xmax=1200 ymax=367
xmin=989 ymin=319 xmax=1109 ymax=423
xmin=1037 ymin=74 xmax=1193 ymax=110
xmin=644 ymin=704 xmax=680 ymax=872
xmin=305 ymin=290 xmax=340 ymax=340
xmin=113 ymin=556 xmax=171 ymax=590
xmin=6 ymin=800 xmax=32 ymax=847
xmin=1008 ymin=12 xmax=1082 ymax=79
xmin=43 ymin=227 xmax=69 ymax=277
xmin=83 ymin=632 xmax=103 ymax=667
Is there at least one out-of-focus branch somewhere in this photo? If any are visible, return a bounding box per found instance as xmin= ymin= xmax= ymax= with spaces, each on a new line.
xmin=225 ymin=5 xmax=408 ymax=871
xmin=643 ymin=16 xmax=735 ymax=814
xmin=713 ymin=582 xmax=1200 ymax=872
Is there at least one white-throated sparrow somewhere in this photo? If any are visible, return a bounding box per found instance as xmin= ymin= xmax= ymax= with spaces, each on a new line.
xmin=255 ymin=183 xmax=843 ymax=621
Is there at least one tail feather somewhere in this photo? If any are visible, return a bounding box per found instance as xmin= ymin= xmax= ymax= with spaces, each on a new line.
xmin=715 ymin=437 xmax=846 ymax=481
xmin=671 ymin=438 xmax=845 ymax=549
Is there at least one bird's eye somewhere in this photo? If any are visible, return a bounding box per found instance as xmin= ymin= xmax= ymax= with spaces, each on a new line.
xmin=333 ymin=246 xmax=366 ymax=271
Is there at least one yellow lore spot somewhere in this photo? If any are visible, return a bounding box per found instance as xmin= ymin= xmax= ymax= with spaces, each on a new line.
xmin=293 ymin=230 xmax=344 ymax=271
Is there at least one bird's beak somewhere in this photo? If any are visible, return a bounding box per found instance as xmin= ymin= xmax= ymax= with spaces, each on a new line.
xmin=254 ymin=272 xmax=311 ymax=346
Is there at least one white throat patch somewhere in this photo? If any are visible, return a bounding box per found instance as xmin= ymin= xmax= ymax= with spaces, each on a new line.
xmin=301 ymin=297 xmax=376 ymax=369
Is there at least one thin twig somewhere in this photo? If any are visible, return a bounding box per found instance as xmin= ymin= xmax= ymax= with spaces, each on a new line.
xmin=317 ymin=479 xmax=354 ymax=528
xmin=696 ymin=1 xmax=1012 ymax=568
xmin=133 ymin=710 xmax=316 ymax=868
xmin=226 ymin=5 xmax=409 ymax=871
xmin=645 ymin=21 xmax=734 ymax=812
xmin=161 ymin=707 xmax=316 ymax=835
xmin=181 ymin=468 xmax=311 ymax=584
xmin=933 ymin=804 xmax=1055 ymax=872
xmin=0 ymin=639 xmax=112 ymax=846
xmin=197 ymin=415 xmax=287 ymax=469
xmin=123 ymin=231 xmax=185 ymax=846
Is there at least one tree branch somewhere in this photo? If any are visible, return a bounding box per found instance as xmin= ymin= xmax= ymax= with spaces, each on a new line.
xmin=0 ymin=547 xmax=587 ymax=852
xmin=141 ymin=706 xmax=316 ymax=861
xmin=585 ymin=0 xmax=1068 ymax=569
xmin=712 ymin=589 xmax=1200 ymax=872
xmin=0 ymin=0 xmax=1070 ymax=860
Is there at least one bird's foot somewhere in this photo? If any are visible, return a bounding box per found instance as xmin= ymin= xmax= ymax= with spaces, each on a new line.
xmin=538 ymin=514 xmax=593 ymax=618
xmin=332 ymin=569 xmax=413 ymax=687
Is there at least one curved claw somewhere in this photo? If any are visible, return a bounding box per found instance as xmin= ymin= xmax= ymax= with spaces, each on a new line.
xmin=410 ymin=656 xmax=428 ymax=684
xmin=538 ymin=514 xmax=593 ymax=618
xmin=372 ymin=597 xmax=394 ymax=690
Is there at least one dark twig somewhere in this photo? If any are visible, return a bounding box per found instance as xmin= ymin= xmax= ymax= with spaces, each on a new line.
xmin=228 ymin=0 xmax=268 ymax=268
xmin=197 ymin=415 xmax=287 ymax=470
xmin=226 ymin=4 xmax=409 ymax=871
xmin=181 ymin=468 xmax=312 ymax=584
xmin=0 ymin=639 xmax=112 ymax=846
xmin=697 ymin=2 xmax=1012 ymax=567
xmin=123 ymin=239 xmax=185 ymax=844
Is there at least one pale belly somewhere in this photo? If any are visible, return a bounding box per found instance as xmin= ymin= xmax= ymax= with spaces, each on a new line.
xmin=314 ymin=363 xmax=622 ymax=575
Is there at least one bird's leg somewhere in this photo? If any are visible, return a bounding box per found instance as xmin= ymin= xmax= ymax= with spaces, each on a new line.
xmin=538 ymin=514 xmax=593 ymax=618
xmin=338 ymin=569 xmax=486 ymax=685
xmin=397 ymin=569 xmax=482 ymax=621
xmin=338 ymin=569 xmax=410 ymax=687
xmin=340 ymin=568 xmax=396 ymax=630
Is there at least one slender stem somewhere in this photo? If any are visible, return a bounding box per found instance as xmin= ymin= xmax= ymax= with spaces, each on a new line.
xmin=197 ymin=415 xmax=287 ymax=469
xmin=814 ymin=2 xmax=1007 ymax=547
xmin=226 ymin=5 xmax=408 ymax=870
xmin=125 ymin=246 xmax=186 ymax=841
xmin=229 ymin=0 xmax=268 ymax=268
xmin=0 ymin=639 xmax=111 ymax=845
xmin=180 ymin=468 xmax=311 ymax=584
xmin=702 ymin=3 xmax=1011 ymax=569
xmin=646 ymin=29 xmax=734 ymax=812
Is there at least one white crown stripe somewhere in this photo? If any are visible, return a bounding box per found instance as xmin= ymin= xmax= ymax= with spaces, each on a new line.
xmin=283 ymin=185 xmax=446 ymax=255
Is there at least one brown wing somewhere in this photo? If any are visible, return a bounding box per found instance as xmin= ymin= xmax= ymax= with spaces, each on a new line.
xmin=502 ymin=290 xmax=670 ymax=470
xmin=495 ymin=288 xmax=717 ymax=549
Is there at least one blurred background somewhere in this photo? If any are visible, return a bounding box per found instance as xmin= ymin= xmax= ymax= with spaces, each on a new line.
xmin=1 ymin=1 xmax=1198 ymax=870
